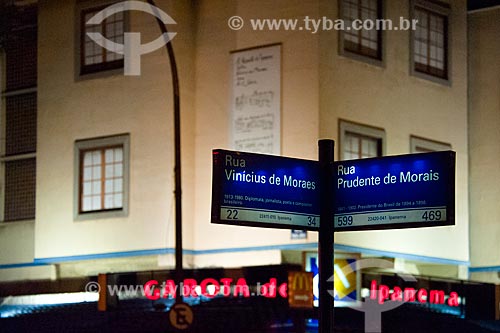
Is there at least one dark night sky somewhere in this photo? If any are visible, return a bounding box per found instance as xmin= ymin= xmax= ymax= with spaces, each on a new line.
xmin=468 ymin=0 xmax=500 ymax=11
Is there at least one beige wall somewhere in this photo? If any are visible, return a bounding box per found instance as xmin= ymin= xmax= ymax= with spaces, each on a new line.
xmin=192 ymin=0 xmax=469 ymax=264
xmin=469 ymin=8 xmax=500 ymax=273
xmin=0 ymin=265 xmax=55 ymax=282
xmin=317 ymin=0 xmax=469 ymax=262
xmin=192 ymin=0 xmax=321 ymax=267
xmin=1 ymin=0 xmax=473 ymax=280
xmin=0 ymin=222 xmax=34 ymax=265
xmin=34 ymin=0 xmax=196 ymax=259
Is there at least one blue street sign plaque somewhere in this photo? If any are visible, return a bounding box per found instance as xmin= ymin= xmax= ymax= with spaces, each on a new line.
xmin=334 ymin=151 xmax=455 ymax=231
xmin=211 ymin=149 xmax=320 ymax=230
xmin=211 ymin=149 xmax=455 ymax=232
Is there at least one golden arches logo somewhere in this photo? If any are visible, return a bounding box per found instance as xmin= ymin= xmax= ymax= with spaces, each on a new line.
xmin=288 ymin=271 xmax=313 ymax=308
xmin=290 ymin=272 xmax=312 ymax=291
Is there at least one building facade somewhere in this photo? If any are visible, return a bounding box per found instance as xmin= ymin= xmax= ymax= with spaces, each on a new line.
xmin=0 ymin=0 xmax=494 ymax=287
xmin=468 ymin=5 xmax=500 ymax=283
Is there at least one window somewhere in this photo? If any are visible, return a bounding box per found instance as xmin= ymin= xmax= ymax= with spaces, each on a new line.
xmin=4 ymin=158 xmax=36 ymax=221
xmin=0 ymin=5 xmax=37 ymax=223
xmin=80 ymin=146 xmax=124 ymax=212
xmin=339 ymin=0 xmax=383 ymax=62
xmin=2 ymin=93 xmax=37 ymax=222
xmin=410 ymin=136 xmax=451 ymax=153
xmin=74 ymin=135 xmax=129 ymax=220
xmin=339 ymin=120 xmax=385 ymax=160
xmin=5 ymin=28 xmax=37 ymax=90
xmin=411 ymin=1 xmax=449 ymax=82
xmin=344 ymin=132 xmax=381 ymax=160
xmin=79 ymin=3 xmax=124 ymax=75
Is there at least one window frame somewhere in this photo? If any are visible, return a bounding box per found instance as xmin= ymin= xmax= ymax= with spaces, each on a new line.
xmin=344 ymin=131 xmax=382 ymax=159
xmin=74 ymin=134 xmax=130 ymax=221
xmin=410 ymin=0 xmax=451 ymax=85
xmin=0 ymin=154 xmax=37 ymax=223
xmin=410 ymin=135 xmax=451 ymax=153
xmin=75 ymin=0 xmax=128 ymax=80
xmin=0 ymin=5 xmax=38 ymax=224
xmin=0 ymin=90 xmax=38 ymax=224
xmin=338 ymin=0 xmax=385 ymax=67
xmin=339 ymin=120 xmax=386 ymax=160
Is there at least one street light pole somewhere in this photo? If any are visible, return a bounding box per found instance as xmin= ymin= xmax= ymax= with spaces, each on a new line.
xmin=146 ymin=0 xmax=183 ymax=302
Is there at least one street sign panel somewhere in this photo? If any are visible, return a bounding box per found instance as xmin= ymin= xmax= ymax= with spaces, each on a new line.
xmin=334 ymin=151 xmax=455 ymax=231
xmin=211 ymin=149 xmax=320 ymax=230
xmin=211 ymin=148 xmax=455 ymax=232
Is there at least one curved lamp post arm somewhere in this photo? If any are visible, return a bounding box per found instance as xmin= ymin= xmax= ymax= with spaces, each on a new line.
xmin=146 ymin=0 xmax=183 ymax=302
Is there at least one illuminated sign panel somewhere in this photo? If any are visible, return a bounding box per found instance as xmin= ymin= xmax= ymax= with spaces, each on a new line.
xmin=306 ymin=253 xmax=359 ymax=307
xmin=369 ymin=280 xmax=460 ymax=307
xmin=144 ymin=277 xmax=287 ymax=299
xmin=288 ymin=271 xmax=314 ymax=308
xmin=212 ymin=149 xmax=455 ymax=231
xmin=211 ymin=149 xmax=320 ymax=230
xmin=334 ymin=151 xmax=455 ymax=231
xmin=333 ymin=258 xmax=357 ymax=304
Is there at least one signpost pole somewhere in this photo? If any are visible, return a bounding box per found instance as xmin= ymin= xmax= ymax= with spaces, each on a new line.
xmin=318 ymin=139 xmax=335 ymax=333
